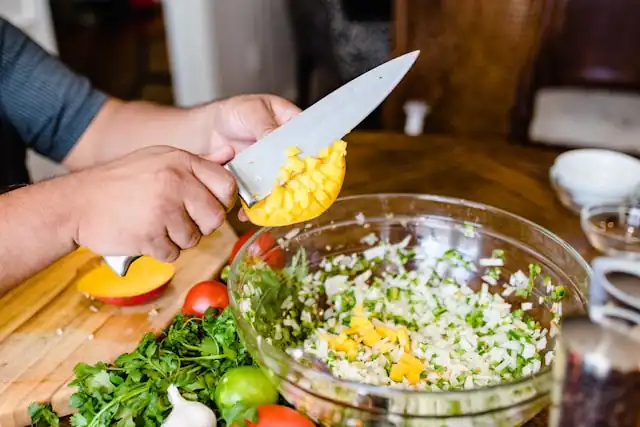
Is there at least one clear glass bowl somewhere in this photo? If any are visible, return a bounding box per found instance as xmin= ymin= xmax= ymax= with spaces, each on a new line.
xmin=228 ymin=194 xmax=590 ymax=427
xmin=581 ymin=203 xmax=640 ymax=259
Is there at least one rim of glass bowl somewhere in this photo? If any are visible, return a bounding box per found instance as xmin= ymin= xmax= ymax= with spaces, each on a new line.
xmin=581 ymin=203 xmax=640 ymax=244
xmin=228 ymin=193 xmax=591 ymax=398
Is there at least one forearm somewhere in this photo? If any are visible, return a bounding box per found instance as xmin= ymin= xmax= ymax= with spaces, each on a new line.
xmin=0 ymin=176 xmax=79 ymax=294
xmin=63 ymin=99 xmax=212 ymax=170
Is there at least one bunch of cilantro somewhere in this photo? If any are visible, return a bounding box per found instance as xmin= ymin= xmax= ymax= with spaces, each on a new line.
xmin=30 ymin=308 xmax=254 ymax=427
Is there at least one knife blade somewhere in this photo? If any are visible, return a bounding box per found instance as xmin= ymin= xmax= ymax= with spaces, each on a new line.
xmin=229 ymin=50 xmax=420 ymax=208
xmin=104 ymin=50 xmax=419 ymax=276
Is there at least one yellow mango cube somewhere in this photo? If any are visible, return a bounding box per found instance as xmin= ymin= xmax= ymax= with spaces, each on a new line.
xmin=293 ymin=189 xmax=311 ymax=208
xmin=397 ymin=328 xmax=412 ymax=353
xmin=278 ymin=168 xmax=292 ymax=183
xmin=318 ymin=147 xmax=330 ymax=158
xmin=288 ymin=179 xmax=301 ymax=191
xmin=405 ymin=370 xmax=421 ymax=385
xmin=304 ymin=156 xmax=320 ymax=170
xmin=362 ymin=330 xmax=382 ymax=347
xmin=285 ymin=146 xmax=301 ymax=156
xmin=284 ymin=156 xmax=305 ymax=173
xmin=375 ymin=325 xmax=398 ymax=342
xmin=321 ymin=163 xmax=342 ymax=178
xmin=265 ymin=186 xmax=285 ymax=213
xmin=283 ymin=191 xmax=295 ymax=211
xmin=329 ymin=151 xmax=343 ymax=165
xmin=298 ymin=174 xmax=316 ymax=190
xmin=311 ymin=170 xmax=326 ymax=185
xmin=400 ymin=353 xmax=423 ymax=370
xmin=314 ymin=189 xmax=331 ymax=206
xmin=376 ymin=341 xmax=393 ymax=353
xmin=389 ymin=365 xmax=404 ymax=383
xmin=346 ymin=347 xmax=359 ymax=361
xmin=324 ymin=180 xmax=339 ymax=193
xmin=350 ymin=316 xmax=371 ymax=330
xmin=332 ymin=139 xmax=347 ymax=152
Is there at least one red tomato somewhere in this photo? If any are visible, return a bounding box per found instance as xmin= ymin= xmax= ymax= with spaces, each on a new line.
xmin=230 ymin=230 xmax=284 ymax=269
xmin=242 ymin=405 xmax=314 ymax=427
xmin=181 ymin=280 xmax=229 ymax=316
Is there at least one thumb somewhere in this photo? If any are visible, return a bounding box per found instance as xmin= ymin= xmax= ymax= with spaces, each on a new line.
xmin=243 ymin=100 xmax=281 ymax=140
xmin=250 ymin=114 xmax=279 ymax=141
xmin=205 ymin=145 xmax=235 ymax=164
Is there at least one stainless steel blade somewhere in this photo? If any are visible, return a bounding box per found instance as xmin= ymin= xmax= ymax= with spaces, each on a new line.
xmin=227 ymin=50 xmax=420 ymax=207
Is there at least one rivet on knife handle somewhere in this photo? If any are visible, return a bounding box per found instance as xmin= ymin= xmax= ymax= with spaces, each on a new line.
xmin=104 ymin=255 xmax=141 ymax=277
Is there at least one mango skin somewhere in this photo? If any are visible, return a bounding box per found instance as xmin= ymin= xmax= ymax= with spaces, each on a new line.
xmin=76 ymin=256 xmax=175 ymax=306
xmin=243 ymin=140 xmax=347 ymax=227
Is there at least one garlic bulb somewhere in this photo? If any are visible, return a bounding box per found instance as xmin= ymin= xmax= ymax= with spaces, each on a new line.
xmin=162 ymin=384 xmax=217 ymax=427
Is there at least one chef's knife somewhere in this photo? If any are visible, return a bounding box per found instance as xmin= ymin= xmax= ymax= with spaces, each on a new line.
xmin=104 ymin=50 xmax=420 ymax=276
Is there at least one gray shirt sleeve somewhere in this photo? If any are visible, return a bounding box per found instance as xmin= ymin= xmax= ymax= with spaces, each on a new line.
xmin=0 ymin=18 xmax=108 ymax=162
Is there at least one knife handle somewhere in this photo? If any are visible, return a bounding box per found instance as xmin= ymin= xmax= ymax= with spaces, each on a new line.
xmin=104 ymin=255 xmax=141 ymax=277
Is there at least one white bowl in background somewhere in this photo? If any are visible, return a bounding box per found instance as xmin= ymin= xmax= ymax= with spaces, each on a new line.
xmin=549 ymin=149 xmax=640 ymax=213
xmin=551 ymin=149 xmax=640 ymax=198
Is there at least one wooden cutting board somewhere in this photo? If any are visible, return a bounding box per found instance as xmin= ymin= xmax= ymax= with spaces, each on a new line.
xmin=0 ymin=222 xmax=237 ymax=427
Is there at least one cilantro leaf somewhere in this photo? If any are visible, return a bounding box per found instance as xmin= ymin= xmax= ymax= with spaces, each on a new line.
xmin=222 ymin=403 xmax=259 ymax=427
xmin=28 ymin=402 xmax=60 ymax=427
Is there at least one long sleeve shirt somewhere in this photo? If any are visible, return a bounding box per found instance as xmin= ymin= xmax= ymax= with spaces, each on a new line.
xmin=0 ymin=18 xmax=107 ymax=187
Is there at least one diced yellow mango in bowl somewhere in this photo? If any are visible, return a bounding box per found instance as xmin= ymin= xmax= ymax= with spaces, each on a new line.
xmin=243 ymin=140 xmax=347 ymax=227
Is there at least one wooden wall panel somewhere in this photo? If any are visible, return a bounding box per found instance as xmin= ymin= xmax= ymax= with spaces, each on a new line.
xmin=384 ymin=0 xmax=551 ymax=137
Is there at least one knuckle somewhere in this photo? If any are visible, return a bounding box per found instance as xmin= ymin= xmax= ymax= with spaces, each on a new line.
xmin=202 ymin=209 xmax=225 ymax=235
xmin=169 ymin=149 xmax=193 ymax=166
xmin=154 ymin=246 xmax=179 ymax=263
xmin=182 ymin=230 xmax=202 ymax=249
xmin=146 ymin=236 xmax=178 ymax=262
xmin=157 ymin=168 xmax=184 ymax=195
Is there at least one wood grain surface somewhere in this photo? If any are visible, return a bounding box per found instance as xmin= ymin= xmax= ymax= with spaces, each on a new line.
xmin=0 ymin=223 xmax=236 ymax=427
xmin=342 ymin=132 xmax=596 ymax=261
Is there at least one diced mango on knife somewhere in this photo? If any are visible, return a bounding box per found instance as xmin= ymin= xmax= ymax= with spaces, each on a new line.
xmin=243 ymin=139 xmax=347 ymax=227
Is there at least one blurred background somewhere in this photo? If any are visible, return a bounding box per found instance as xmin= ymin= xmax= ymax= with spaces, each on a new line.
xmin=2 ymin=0 xmax=640 ymax=182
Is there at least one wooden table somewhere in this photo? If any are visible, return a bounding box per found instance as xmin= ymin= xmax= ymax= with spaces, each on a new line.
xmin=52 ymin=131 xmax=590 ymax=427
xmin=234 ymin=131 xmax=595 ymax=427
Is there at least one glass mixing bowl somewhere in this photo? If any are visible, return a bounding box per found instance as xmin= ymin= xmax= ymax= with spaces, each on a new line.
xmin=228 ymin=194 xmax=590 ymax=427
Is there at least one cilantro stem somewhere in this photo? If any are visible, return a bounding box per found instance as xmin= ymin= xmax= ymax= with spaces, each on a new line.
xmin=177 ymin=355 xmax=228 ymax=362
xmin=180 ymin=343 xmax=205 ymax=352
xmin=86 ymin=383 xmax=150 ymax=427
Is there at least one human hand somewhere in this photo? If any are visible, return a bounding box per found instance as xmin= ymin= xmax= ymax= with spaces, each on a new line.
xmin=206 ymin=94 xmax=301 ymax=162
xmin=72 ymin=146 xmax=236 ymax=262
xmin=204 ymin=94 xmax=301 ymax=221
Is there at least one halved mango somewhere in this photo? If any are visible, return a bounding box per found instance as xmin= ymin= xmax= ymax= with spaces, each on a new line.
xmin=76 ymin=256 xmax=175 ymax=306
xmin=243 ymin=140 xmax=347 ymax=227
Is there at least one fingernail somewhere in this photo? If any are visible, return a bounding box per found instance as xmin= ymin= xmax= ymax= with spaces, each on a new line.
xmin=227 ymin=193 xmax=237 ymax=213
